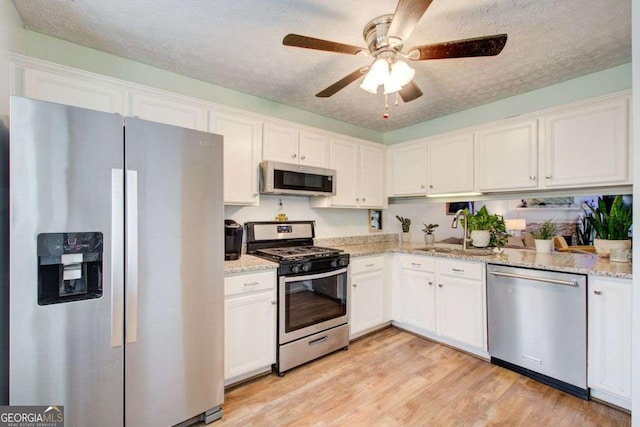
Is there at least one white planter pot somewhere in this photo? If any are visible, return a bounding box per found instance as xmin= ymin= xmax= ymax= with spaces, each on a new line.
xmin=534 ymin=239 xmax=554 ymax=253
xmin=593 ymin=238 xmax=631 ymax=257
xmin=401 ymin=232 xmax=410 ymax=243
xmin=424 ymin=234 xmax=435 ymax=246
xmin=470 ymin=230 xmax=491 ymax=248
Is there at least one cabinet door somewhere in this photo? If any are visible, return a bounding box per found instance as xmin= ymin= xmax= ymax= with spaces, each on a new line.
xmin=427 ymin=133 xmax=474 ymax=195
xmin=129 ymin=91 xmax=205 ymax=130
xmin=263 ymin=123 xmax=299 ymax=163
xmin=476 ymin=119 xmax=538 ymax=191
xmin=329 ymin=138 xmax=359 ymax=207
xmin=436 ymin=276 xmax=483 ymax=348
xmin=299 ymin=130 xmax=329 ymax=167
xmin=224 ymin=291 xmax=276 ymax=382
xmin=359 ymin=144 xmax=386 ymax=208
xmin=388 ymin=141 xmax=427 ymax=196
xmin=209 ymin=111 xmax=261 ymax=205
xmin=400 ymin=269 xmax=436 ymax=332
xmin=588 ymin=277 xmax=632 ymax=401
xmin=541 ymin=97 xmax=629 ymax=188
xmin=23 ymin=67 xmax=125 ymax=114
xmin=350 ymin=271 xmax=385 ymax=337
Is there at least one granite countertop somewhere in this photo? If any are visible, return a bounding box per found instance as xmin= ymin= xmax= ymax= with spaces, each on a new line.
xmin=224 ymin=254 xmax=278 ymax=275
xmin=332 ymin=242 xmax=632 ymax=279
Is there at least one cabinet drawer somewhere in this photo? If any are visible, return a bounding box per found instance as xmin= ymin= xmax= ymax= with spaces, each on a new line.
xmin=225 ymin=271 xmax=276 ymax=297
xmin=400 ymin=255 xmax=435 ymax=272
xmin=351 ymin=255 xmax=384 ymax=274
xmin=437 ymin=259 xmax=483 ymax=280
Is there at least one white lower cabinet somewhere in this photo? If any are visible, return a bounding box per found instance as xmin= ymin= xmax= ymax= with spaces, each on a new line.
xmin=587 ymin=275 xmax=632 ymax=409
xmin=350 ymin=255 xmax=387 ymax=338
xmin=224 ymin=270 xmax=277 ymax=385
xmin=394 ymin=254 xmax=487 ymax=356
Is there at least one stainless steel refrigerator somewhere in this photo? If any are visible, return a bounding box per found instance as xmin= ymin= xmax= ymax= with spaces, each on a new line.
xmin=9 ymin=96 xmax=225 ymax=426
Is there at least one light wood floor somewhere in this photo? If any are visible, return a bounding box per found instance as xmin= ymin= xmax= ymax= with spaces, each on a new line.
xmin=217 ymin=327 xmax=630 ymax=426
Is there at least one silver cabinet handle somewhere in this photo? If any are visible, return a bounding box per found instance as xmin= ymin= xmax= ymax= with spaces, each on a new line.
xmin=529 ymin=175 xmax=536 ymax=180
xmin=309 ymin=336 xmax=328 ymax=346
xmin=411 ymin=262 xmax=421 ymax=267
xmin=352 ymin=283 xmax=358 ymax=288
xmin=365 ymin=263 xmax=375 ymax=267
xmin=489 ymin=271 xmax=577 ymax=287
xmin=420 ymin=184 xmax=426 ymax=189
xmin=111 ymin=169 xmax=125 ymax=348
xmin=428 ymin=281 xmax=433 ymax=286
xmin=126 ymin=169 xmax=139 ymax=344
xmin=362 ymin=198 xmax=366 ymax=202
xmin=292 ymin=153 xmax=297 ymax=159
xmin=594 ymin=290 xmax=602 ymax=295
xmin=355 ymin=198 xmax=360 ymax=202
xmin=253 ymin=192 xmax=259 ymax=197
xmin=244 ymin=281 xmax=259 ymax=287
xmin=301 ymin=155 xmax=306 ymax=160
xmin=452 ymin=268 xmax=465 ymax=273
xmin=429 ymin=185 xmax=434 ymax=189
xmin=545 ymin=174 xmax=553 ymax=179
xmin=271 ymin=300 xmax=276 ymax=305
xmin=438 ymin=284 xmax=444 ymax=288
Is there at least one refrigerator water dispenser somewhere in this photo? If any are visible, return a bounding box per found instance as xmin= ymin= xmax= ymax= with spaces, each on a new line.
xmin=37 ymin=232 xmax=103 ymax=305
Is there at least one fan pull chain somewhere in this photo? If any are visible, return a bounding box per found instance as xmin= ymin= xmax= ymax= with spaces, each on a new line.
xmin=395 ymin=92 xmax=399 ymax=107
xmin=383 ymin=93 xmax=389 ymax=119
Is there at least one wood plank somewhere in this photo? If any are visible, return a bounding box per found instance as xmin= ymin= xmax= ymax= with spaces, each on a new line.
xmin=214 ymin=327 xmax=630 ymax=426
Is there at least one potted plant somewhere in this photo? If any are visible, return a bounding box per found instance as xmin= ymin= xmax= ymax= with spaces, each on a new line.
xmin=463 ymin=206 xmax=507 ymax=248
xmin=396 ymin=216 xmax=412 ymax=243
xmin=575 ymin=207 xmax=595 ymax=246
xmin=530 ymin=220 xmax=557 ymax=253
xmin=583 ymin=195 xmax=632 ymax=256
xmin=422 ymin=223 xmax=439 ymax=246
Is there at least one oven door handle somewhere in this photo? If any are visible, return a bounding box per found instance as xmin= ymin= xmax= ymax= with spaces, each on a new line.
xmin=282 ymin=267 xmax=348 ymax=283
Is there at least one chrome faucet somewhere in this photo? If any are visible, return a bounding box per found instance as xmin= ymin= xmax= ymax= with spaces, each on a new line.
xmin=451 ymin=209 xmax=469 ymax=251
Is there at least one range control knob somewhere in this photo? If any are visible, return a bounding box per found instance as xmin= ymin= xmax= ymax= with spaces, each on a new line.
xmin=291 ymin=264 xmax=301 ymax=274
xmin=339 ymin=258 xmax=348 ymax=267
xmin=302 ymin=263 xmax=311 ymax=272
xmin=330 ymin=259 xmax=338 ymax=268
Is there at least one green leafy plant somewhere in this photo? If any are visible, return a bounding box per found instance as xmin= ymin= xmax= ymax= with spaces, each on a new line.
xmin=421 ymin=223 xmax=439 ymax=235
xmin=463 ymin=206 xmax=507 ymax=248
xmin=575 ymin=209 xmax=595 ymax=245
xmin=396 ymin=215 xmax=411 ymax=232
xmin=530 ymin=220 xmax=557 ymax=240
xmin=583 ymin=196 xmax=632 ymax=240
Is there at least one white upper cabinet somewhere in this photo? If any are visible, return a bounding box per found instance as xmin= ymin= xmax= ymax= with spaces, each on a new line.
xmin=311 ymin=138 xmax=387 ymax=209
xmin=388 ymin=141 xmax=428 ymax=196
xmin=427 ymin=132 xmax=474 ymax=195
xmin=540 ymin=96 xmax=629 ymax=188
xmin=128 ymin=89 xmax=206 ymax=130
xmin=22 ymin=67 xmax=125 ymax=114
xmin=263 ymin=123 xmax=329 ymax=167
xmin=359 ymin=144 xmax=386 ymax=208
xmin=475 ymin=119 xmax=538 ymax=191
xmin=208 ymin=109 xmax=262 ymax=206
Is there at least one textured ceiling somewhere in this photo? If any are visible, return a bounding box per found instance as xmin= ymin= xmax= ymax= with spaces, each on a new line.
xmin=12 ymin=0 xmax=631 ymax=132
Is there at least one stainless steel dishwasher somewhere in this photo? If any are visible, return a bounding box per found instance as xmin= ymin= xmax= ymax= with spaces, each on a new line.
xmin=487 ymin=264 xmax=588 ymax=399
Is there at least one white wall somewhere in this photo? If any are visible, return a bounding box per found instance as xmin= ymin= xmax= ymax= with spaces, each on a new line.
xmin=0 ymin=1 xmax=24 ymax=125
xmin=224 ymin=196 xmax=375 ymax=240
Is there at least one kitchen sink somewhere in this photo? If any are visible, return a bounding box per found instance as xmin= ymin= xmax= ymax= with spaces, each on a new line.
xmin=417 ymin=247 xmax=495 ymax=257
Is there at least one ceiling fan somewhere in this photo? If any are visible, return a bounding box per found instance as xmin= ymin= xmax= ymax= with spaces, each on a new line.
xmin=283 ymin=0 xmax=508 ymax=106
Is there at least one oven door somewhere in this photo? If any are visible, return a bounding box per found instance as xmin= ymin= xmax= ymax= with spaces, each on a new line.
xmin=279 ymin=268 xmax=349 ymax=344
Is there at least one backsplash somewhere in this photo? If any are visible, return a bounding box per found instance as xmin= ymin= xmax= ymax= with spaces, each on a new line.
xmin=315 ymin=233 xmax=399 ymax=247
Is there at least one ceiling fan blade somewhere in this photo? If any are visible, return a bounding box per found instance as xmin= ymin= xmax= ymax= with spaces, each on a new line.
xmin=316 ymin=68 xmax=368 ymax=98
xmin=387 ymin=0 xmax=434 ymax=44
xmin=410 ymin=34 xmax=508 ymax=60
xmin=283 ymin=34 xmax=367 ymax=55
xmin=398 ymin=80 xmax=423 ymax=103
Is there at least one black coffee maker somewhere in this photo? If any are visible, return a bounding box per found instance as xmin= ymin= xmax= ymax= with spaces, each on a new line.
xmin=225 ymin=220 xmax=243 ymax=260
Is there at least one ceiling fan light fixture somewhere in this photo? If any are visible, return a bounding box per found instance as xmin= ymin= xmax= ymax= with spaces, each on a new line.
xmin=369 ymin=58 xmax=390 ymax=83
xmin=360 ymin=71 xmax=380 ymax=94
xmin=390 ymin=60 xmax=415 ymax=87
xmin=383 ymin=78 xmax=402 ymax=94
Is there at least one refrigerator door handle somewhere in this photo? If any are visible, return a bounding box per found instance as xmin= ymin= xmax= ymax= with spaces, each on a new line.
xmin=111 ymin=169 xmax=125 ymax=347
xmin=126 ymin=170 xmax=139 ymax=344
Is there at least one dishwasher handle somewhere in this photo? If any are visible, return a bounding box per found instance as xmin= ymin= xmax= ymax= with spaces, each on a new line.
xmin=489 ymin=270 xmax=577 ymax=287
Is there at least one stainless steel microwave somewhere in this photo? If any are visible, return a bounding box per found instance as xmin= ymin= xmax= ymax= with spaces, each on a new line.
xmin=259 ymin=161 xmax=336 ymax=197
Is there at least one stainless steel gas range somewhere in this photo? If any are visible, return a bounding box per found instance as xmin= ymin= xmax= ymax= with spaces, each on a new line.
xmin=246 ymin=221 xmax=350 ymax=376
